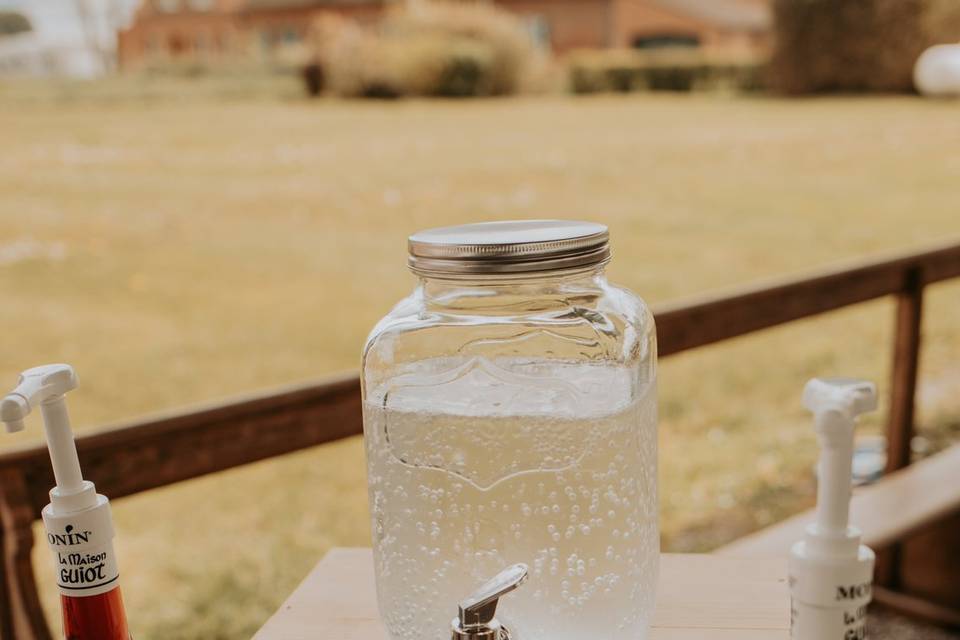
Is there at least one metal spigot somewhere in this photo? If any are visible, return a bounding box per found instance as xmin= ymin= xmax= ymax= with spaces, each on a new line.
xmin=451 ymin=563 xmax=528 ymax=640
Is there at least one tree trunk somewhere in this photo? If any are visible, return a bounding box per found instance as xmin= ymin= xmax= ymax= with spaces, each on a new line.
xmin=769 ymin=0 xmax=927 ymax=94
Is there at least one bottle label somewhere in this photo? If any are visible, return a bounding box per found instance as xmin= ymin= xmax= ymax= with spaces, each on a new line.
xmin=790 ymin=583 xmax=871 ymax=639
xmin=52 ymin=539 xmax=120 ymax=597
xmin=42 ymin=503 xmax=120 ymax=597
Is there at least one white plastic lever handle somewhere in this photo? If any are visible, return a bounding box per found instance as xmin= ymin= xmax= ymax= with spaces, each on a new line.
xmin=802 ymin=378 xmax=877 ymax=427
xmin=1 ymin=364 xmax=78 ymax=428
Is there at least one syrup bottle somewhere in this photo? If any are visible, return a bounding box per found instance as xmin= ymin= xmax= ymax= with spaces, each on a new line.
xmin=789 ymin=377 xmax=877 ymax=640
xmin=1 ymin=365 xmax=131 ymax=639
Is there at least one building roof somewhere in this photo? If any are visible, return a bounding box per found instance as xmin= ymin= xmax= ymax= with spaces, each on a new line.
xmin=651 ymin=0 xmax=771 ymax=32
xmin=243 ymin=0 xmax=381 ymax=10
xmin=241 ymin=0 xmax=771 ymax=30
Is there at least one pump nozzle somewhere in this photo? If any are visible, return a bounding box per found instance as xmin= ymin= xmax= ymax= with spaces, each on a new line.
xmin=1 ymin=364 xmax=78 ymax=425
xmin=2 ymin=364 xmax=91 ymax=507
xmin=1 ymin=389 xmax=31 ymax=433
xmin=803 ymin=377 xmax=877 ymax=430
xmin=802 ymin=377 xmax=877 ymax=538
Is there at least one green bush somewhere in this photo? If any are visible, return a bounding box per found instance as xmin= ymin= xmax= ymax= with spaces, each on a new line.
xmin=0 ymin=10 xmax=31 ymax=36
xmin=308 ymin=2 xmax=543 ymax=99
xmin=568 ymin=50 xmax=765 ymax=95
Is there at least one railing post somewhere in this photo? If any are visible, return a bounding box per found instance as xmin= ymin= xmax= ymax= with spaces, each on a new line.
xmin=876 ymin=266 xmax=924 ymax=590
xmin=0 ymin=515 xmax=11 ymax=640
xmin=886 ymin=266 xmax=924 ymax=474
xmin=0 ymin=469 xmax=52 ymax=640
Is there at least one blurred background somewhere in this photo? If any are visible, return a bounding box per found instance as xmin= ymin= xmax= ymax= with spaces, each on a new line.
xmin=1 ymin=0 xmax=959 ymax=638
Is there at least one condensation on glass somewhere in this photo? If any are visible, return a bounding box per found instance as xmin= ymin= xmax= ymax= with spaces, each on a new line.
xmin=362 ymin=220 xmax=658 ymax=640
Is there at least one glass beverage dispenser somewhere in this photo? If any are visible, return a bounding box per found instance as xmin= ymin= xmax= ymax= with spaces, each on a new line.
xmin=362 ymin=220 xmax=658 ymax=640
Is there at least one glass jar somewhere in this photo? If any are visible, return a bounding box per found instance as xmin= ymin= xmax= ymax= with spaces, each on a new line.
xmin=362 ymin=220 xmax=658 ymax=640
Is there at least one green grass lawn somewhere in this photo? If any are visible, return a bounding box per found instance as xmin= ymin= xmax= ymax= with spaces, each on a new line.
xmin=1 ymin=84 xmax=959 ymax=638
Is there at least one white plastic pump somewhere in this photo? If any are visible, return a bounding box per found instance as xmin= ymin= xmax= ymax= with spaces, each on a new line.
xmin=1 ymin=364 xmax=121 ymax=598
xmin=789 ymin=377 xmax=878 ymax=640
xmin=1 ymin=365 xmax=92 ymax=508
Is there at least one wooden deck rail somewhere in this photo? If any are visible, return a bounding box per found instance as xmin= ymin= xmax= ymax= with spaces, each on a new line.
xmin=2 ymin=240 xmax=959 ymax=639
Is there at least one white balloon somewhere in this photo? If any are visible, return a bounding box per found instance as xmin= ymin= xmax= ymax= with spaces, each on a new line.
xmin=914 ymin=44 xmax=960 ymax=97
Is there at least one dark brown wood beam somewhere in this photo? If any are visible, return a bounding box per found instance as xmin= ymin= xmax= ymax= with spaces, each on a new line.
xmin=656 ymin=240 xmax=959 ymax=357
xmin=886 ymin=266 xmax=923 ymax=475
xmin=0 ymin=470 xmax=50 ymax=640
xmin=873 ymin=586 xmax=960 ymax=630
xmin=0 ymin=374 xmax=362 ymax=515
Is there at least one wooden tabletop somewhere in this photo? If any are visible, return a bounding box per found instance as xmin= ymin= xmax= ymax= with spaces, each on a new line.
xmin=254 ymin=548 xmax=790 ymax=639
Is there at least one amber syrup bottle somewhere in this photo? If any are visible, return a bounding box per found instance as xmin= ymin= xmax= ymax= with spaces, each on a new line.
xmin=62 ymin=587 xmax=132 ymax=640
xmin=0 ymin=365 xmax=132 ymax=639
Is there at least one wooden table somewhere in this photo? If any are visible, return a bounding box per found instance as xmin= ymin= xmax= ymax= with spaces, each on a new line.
xmin=254 ymin=548 xmax=790 ymax=639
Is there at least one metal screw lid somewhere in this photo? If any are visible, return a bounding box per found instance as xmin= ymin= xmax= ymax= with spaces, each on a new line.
xmin=408 ymin=220 xmax=610 ymax=277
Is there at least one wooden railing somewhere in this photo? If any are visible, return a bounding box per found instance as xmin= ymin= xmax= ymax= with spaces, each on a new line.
xmin=2 ymin=240 xmax=959 ymax=639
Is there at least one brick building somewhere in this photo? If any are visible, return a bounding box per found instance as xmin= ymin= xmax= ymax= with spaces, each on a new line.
xmin=117 ymin=0 xmax=770 ymax=69
xmin=117 ymin=0 xmax=247 ymax=67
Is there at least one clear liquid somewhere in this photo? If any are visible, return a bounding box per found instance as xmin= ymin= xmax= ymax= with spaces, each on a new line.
xmin=363 ymin=360 xmax=657 ymax=640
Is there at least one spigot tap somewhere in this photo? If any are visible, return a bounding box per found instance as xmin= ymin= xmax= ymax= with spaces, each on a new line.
xmin=452 ymin=563 xmax=528 ymax=640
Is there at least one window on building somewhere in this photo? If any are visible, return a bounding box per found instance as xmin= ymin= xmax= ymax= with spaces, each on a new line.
xmin=632 ymin=33 xmax=700 ymax=49
xmin=188 ymin=0 xmax=215 ymax=10
xmin=522 ymin=15 xmax=551 ymax=48
xmin=259 ymin=29 xmax=274 ymax=51
xmin=168 ymin=33 xmax=187 ymax=55
xmin=147 ymin=33 xmax=162 ymax=55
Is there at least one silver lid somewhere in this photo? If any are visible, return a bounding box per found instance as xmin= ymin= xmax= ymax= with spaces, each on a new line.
xmin=408 ymin=220 xmax=610 ymax=277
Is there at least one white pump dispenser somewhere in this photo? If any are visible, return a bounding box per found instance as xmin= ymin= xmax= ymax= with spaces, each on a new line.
xmin=1 ymin=364 xmax=121 ymax=597
xmin=789 ymin=377 xmax=878 ymax=640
